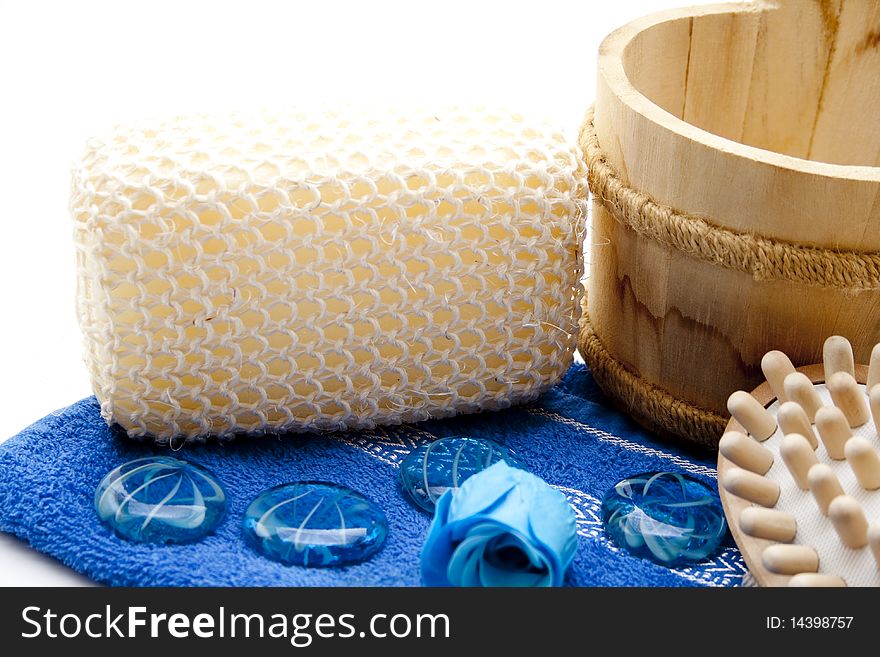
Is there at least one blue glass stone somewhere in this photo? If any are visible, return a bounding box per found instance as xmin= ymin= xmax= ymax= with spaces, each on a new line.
xmin=242 ymin=482 xmax=387 ymax=567
xmin=95 ymin=456 xmax=226 ymax=544
xmin=399 ymin=437 xmax=525 ymax=513
xmin=601 ymin=472 xmax=726 ymax=567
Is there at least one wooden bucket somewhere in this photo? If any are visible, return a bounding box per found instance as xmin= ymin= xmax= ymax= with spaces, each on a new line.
xmin=580 ymin=0 xmax=880 ymax=447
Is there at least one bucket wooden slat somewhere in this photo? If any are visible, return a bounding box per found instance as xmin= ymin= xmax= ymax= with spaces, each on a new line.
xmin=583 ymin=0 xmax=880 ymax=445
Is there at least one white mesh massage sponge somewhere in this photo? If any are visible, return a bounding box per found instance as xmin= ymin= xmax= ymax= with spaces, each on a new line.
xmin=71 ymin=109 xmax=586 ymax=441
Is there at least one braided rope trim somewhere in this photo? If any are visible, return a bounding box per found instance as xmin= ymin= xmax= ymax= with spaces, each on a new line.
xmin=578 ymin=299 xmax=727 ymax=447
xmin=581 ymin=108 xmax=880 ymax=290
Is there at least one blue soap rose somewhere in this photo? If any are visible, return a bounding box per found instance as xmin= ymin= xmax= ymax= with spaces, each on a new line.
xmin=420 ymin=461 xmax=577 ymax=586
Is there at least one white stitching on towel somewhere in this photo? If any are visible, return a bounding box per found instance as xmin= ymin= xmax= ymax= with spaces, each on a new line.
xmin=553 ymin=485 xmax=745 ymax=588
xmin=338 ymin=424 xmax=745 ymax=587
xmin=525 ymin=407 xmax=718 ymax=479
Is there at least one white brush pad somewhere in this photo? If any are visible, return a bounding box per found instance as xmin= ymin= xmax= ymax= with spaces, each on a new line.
xmin=764 ymin=384 xmax=879 ymax=586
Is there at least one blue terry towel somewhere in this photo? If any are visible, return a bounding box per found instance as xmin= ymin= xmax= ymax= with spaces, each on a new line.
xmin=0 ymin=364 xmax=746 ymax=586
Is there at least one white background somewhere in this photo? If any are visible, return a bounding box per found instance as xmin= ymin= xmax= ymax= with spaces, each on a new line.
xmin=0 ymin=0 xmax=719 ymax=585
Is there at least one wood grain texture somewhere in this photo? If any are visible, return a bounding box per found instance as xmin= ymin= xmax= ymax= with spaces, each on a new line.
xmin=588 ymin=0 xmax=880 ymax=428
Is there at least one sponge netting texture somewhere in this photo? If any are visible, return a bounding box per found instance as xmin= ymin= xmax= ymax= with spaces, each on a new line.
xmin=71 ymin=108 xmax=586 ymax=442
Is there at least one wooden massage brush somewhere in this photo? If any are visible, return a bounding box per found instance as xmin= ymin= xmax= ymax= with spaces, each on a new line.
xmin=718 ymin=336 xmax=880 ymax=587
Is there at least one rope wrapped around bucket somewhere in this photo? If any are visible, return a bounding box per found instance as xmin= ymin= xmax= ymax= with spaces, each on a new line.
xmin=577 ymin=107 xmax=880 ymax=445
xmin=581 ymin=107 xmax=880 ymax=291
